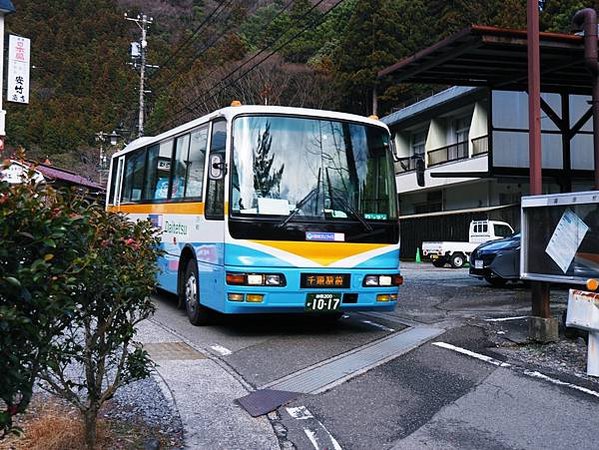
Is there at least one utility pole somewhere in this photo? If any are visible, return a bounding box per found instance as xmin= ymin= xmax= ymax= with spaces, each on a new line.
xmin=125 ymin=13 xmax=154 ymax=138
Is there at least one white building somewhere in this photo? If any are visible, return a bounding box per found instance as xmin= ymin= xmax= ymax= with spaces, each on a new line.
xmin=382 ymin=86 xmax=595 ymax=259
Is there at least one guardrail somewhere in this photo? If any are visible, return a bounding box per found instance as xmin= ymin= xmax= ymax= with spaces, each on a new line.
xmin=472 ymin=135 xmax=489 ymax=156
xmin=396 ymin=156 xmax=419 ymax=173
xmin=428 ymin=141 xmax=469 ymax=167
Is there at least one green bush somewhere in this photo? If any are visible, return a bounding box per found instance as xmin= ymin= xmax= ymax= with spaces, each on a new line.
xmin=0 ymin=173 xmax=161 ymax=448
xmin=0 ymin=179 xmax=89 ymax=437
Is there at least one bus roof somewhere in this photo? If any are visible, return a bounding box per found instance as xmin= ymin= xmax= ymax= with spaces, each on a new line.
xmin=113 ymin=105 xmax=389 ymax=159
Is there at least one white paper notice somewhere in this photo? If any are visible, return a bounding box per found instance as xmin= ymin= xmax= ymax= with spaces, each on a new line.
xmin=545 ymin=209 xmax=589 ymax=273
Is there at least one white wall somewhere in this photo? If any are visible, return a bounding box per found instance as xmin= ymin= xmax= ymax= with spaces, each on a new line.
xmin=395 ymin=155 xmax=488 ymax=194
xmin=425 ymin=119 xmax=445 ymax=167
xmin=469 ymin=101 xmax=488 ymax=155
xmin=394 ymin=132 xmax=410 ymax=158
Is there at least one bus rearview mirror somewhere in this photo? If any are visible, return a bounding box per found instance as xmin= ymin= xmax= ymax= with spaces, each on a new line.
xmin=416 ymin=157 xmax=425 ymax=187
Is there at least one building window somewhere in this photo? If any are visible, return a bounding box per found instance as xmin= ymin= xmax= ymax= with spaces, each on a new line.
xmin=455 ymin=116 xmax=470 ymax=143
xmin=411 ymin=130 xmax=427 ymax=157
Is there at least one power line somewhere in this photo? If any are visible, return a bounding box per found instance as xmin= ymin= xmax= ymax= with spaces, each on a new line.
xmin=165 ymin=0 xmax=338 ymax=129
xmin=154 ymin=0 xmax=230 ymax=75
xmin=151 ymin=0 xmax=236 ymax=94
xmin=190 ymin=0 xmax=297 ymax=91
xmin=155 ymin=0 xmax=295 ymax=96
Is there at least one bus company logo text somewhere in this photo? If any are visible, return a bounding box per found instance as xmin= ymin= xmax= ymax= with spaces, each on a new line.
xmin=164 ymin=220 xmax=188 ymax=236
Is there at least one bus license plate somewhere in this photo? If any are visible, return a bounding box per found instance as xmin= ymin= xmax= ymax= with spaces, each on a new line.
xmin=305 ymin=293 xmax=341 ymax=312
xmin=475 ymin=260 xmax=483 ymax=269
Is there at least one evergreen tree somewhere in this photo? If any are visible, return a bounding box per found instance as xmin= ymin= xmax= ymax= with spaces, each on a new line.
xmin=254 ymin=123 xmax=284 ymax=198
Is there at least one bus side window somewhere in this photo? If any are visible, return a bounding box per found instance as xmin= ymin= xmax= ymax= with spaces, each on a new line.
xmin=122 ymin=148 xmax=146 ymax=203
xmin=185 ymin=125 xmax=209 ymax=199
xmin=143 ymin=141 xmax=173 ymax=201
xmin=205 ymin=119 xmax=227 ymax=220
xmin=107 ymin=159 xmax=119 ymax=205
xmin=171 ymin=134 xmax=191 ymax=200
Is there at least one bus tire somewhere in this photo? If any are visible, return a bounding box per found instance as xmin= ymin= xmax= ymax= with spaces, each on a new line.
xmin=450 ymin=253 xmax=465 ymax=269
xmin=182 ymin=259 xmax=211 ymax=326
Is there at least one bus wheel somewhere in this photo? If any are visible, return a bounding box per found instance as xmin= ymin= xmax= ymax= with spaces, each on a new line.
xmin=183 ymin=260 xmax=211 ymax=326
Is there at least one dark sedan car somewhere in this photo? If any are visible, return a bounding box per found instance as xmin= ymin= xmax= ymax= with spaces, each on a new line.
xmin=469 ymin=233 xmax=521 ymax=286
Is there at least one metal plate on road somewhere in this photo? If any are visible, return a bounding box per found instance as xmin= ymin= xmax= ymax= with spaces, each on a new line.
xmin=305 ymin=293 xmax=341 ymax=312
xmin=236 ymin=389 xmax=299 ymax=417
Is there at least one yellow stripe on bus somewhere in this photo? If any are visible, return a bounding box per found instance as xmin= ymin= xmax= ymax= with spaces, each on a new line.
xmin=107 ymin=202 xmax=205 ymax=215
xmin=252 ymin=240 xmax=389 ymax=266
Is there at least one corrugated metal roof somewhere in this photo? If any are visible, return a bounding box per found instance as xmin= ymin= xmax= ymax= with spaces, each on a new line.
xmin=381 ymin=86 xmax=478 ymax=127
xmin=36 ymin=163 xmax=104 ymax=190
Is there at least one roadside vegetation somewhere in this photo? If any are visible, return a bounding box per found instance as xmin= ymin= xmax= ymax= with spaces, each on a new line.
xmin=0 ymin=162 xmax=161 ymax=449
xmin=3 ymin=0 xmax=589 ymax=178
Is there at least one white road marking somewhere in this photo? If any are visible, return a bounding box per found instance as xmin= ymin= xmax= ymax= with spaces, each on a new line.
xmin=484 ymin=316 xmax=529 ymax=322
xmin=304 ymin=428 xmax=320 ymax=450
xmin=210 ymin=344 xmax=232 ymax=356
xmin=291 ymin=406 xmax=343 ymax=450
xmin=432 ymin=342 xmax=512 ymax=367
xmin=434 ymin=341 xmax=599 ymax=400
xmin=320 ymin=422 xmax=343 ymax=450
xmin=361 ymin=319 xmax=396 ymax=332
xmin=286 ymin=406 xmax=314 ymax=420
xmin=523 ymin=370 xmax=599 ymax=399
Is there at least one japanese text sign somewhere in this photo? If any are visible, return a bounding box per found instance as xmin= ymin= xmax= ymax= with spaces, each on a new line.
xmin=7 ymin=35 xmax=30 ymax=104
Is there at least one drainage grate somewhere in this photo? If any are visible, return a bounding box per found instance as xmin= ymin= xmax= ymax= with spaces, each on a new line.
xmin=261 ymin=326 xmax=443 ymax=394
xmin=143 ymin=341 xmax=206 ymax=361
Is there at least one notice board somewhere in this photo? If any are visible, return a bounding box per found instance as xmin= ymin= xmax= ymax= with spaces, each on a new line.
xmin=521 ymin=191 xmax=599 ymax=284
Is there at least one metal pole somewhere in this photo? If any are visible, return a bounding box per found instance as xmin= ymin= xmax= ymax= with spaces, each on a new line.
xmin=528 ymin=0 xmax=553 ymax=324
xmin=527 ymin=0 xmax=542 ymax=195
xmin=138 ymin=15 xmax=147 ymax=138
xmin=572 ymin=9 xmax=599 ymax=189
xmin=126 ymin=13 xmax=153 ymax=138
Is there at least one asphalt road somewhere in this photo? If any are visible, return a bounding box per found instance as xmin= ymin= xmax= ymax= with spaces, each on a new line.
xmin=150 ymin=263 xmax=596 ymax=450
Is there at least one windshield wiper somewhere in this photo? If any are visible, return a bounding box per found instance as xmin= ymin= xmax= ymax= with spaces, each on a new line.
xmin=276 ymin=168 xmax=321 ymax=228
xmin=325 ymin=169 xmax=373 ymax=232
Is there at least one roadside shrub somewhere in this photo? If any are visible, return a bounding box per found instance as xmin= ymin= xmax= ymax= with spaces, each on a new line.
xmin=1 ymin=168 xmax=161 ymax=448
xmin=39 ymin=198 xmax=161 ymax=450
xmin=0 ymin=178 xmax=88 ymax=438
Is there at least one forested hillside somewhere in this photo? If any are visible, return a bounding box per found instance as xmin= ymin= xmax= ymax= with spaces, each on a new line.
xmin=3 ymin=0 xmax=596 ymax=179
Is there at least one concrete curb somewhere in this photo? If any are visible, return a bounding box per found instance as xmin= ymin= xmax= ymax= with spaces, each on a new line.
xmin=135 ymin=318 xmax=280 ymax=450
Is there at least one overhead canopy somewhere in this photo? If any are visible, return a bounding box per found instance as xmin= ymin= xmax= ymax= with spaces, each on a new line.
xmin=379 ymin=25 xmax=593 ymax=95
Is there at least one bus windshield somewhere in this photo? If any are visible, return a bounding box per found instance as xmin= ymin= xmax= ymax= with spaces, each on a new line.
xmin=231 ymin=115 xmax=397 ymax=223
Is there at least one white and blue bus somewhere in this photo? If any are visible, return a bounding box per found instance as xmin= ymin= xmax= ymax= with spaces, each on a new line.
xmin=107 ymin=105 xmax=401 ymax=325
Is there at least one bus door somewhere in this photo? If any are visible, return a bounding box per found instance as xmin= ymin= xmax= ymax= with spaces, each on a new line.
xmin=198 ymin=119 xmax=227 ymax=309
xmin=113 ymin=156 xmax=125 ymax=209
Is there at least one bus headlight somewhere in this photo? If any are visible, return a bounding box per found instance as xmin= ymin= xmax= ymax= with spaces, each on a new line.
xmin=226 ymin=272 xmax=286 ymax=286
xmin=363 ymin=274 xmax=403 ymax=287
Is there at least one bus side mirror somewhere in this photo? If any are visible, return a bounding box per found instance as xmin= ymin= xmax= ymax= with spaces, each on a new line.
xmin=209 ymin=154 xmax=226 ymax=180
xmin=416 ymin=157 xmax=425 ymax=187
